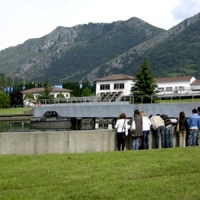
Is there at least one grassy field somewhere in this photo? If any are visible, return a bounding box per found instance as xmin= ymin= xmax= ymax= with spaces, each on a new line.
xmin=0 ymin=147 xmax=200 ymax=200
xmin=0 ymin=107 xmax=32 ymax=115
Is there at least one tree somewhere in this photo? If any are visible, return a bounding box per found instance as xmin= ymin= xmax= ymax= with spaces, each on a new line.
xmin=81 ymin=87 xmax=92 ymax=96
xmin=56 ymin=93 xmax=65 ymax=98
xmin=0 ymin=91 xmax=10 ymax=108
xmin=131 ymin=57 xmax=157 ymax=103
xmin=37 ymin=77 xmax=53 ymax=100
xmin=24 ymin=94 xmax=34 ymax=100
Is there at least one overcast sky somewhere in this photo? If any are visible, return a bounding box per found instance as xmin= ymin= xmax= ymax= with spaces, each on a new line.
xmin=0 ymin=0 xmax=200 ymax=51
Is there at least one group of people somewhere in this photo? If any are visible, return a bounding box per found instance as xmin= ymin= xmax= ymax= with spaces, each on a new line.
xmin=114 ymin=107 xmax=200 ymax=151
xmin=114 ymin=110 xmax=151 ymax=151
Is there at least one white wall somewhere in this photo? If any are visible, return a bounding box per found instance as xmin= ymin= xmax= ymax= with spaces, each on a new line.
xmin=96 ymin=80 xmax=134 ymax=96
xmin=24 ymin=92 xmax=70 ymax=100
xmin=96 ymin=77 xmax=197 ymax=96
xmin=157 ymin=81 xmax=191 ymax=94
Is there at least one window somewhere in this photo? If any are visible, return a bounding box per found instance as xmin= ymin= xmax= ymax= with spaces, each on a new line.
xmin=179 ymin=86 xmax=184 ymax=91
xmin=166 ymin=87 xmax=172 ymax=91
xmin=114 ymin=83 xmax=124 ymax=89
xmin=100 ymin=84 xmax=110 ymax=90
xmin=158 ymin=87 xmax=164 ymax=92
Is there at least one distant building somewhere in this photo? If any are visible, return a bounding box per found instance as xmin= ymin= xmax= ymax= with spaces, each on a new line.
xmin=155 ymin=76 xmax=196 ymax=94
xmin=190 ymin=79 xmax=200 ymax=92
xmin=21 ymin=87 xmax=72 ymax=100
xmin=95 ymin=74 xmax=135 ymax=96
xmin=95 ymin=74 xmax=198 ymax=97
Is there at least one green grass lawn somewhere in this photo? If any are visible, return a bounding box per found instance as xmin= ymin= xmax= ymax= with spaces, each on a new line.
xmin=0 ymin=107 xmax=32 ymax=115
xmin=0 ymin=147 xmax=200 ymax=200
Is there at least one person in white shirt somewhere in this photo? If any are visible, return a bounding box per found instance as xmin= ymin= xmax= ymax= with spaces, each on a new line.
xmin=140 ymin=111 xmax=152 ymax=149
xmin=115 ymin=113 xmax=128 ymax=151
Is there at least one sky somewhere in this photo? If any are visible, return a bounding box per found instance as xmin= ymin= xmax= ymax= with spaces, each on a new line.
xmin=0 ymin=0 xmax=200 ymax=51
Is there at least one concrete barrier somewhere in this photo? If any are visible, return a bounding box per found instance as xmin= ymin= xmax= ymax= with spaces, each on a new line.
xmin=0 ymin=126 xmax=184 ymax=155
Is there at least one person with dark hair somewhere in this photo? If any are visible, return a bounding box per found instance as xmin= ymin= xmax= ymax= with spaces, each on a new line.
xmin=150 ymin=114 xmax=165 ymax=148
xmin=176 ymin=111 xmax=188 ymax=147
xmin=115 ymin=113 xmax=128 ymax=151
xmin=161 ymin=114 xmax=173 ymax=148
xmin=129 ymin=109 xmax=143 ymax=150
xmin=187 ymin=108 xmax=200 ymax=146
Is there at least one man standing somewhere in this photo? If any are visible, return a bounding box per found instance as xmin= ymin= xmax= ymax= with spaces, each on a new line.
xmin=188 ymin=108 xmax=200 ymax=146
xmin=197 ymin=107 xmax=200 ymax=145
xmin=150 ymin=114 xmax=165 ymax=149
xmin=161 ymin=114 xmax=173 ymax=148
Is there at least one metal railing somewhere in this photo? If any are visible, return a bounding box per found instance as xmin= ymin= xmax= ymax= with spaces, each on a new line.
xmin=34 ymin=92 xmax=200 ymax=105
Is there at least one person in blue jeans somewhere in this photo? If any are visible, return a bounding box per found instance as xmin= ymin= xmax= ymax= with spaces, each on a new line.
xmin=140 ymin=111 xmax=152 ymax=149
xmin=187 ymin=108 xmax=200 ymax=146
xmin=161 ymin=114 xmax=173 ymax=148
xmin=149 ymin=114 xmax=165 ymax=149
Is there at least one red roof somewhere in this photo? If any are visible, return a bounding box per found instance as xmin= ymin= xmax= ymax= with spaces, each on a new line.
xmin=21 ymin=87 xmax=72 ymax=94
xmin=191 ymin=80 xmax=200 ymax=85
xmin=154 ymin=76 xmax=194 ymax=83
xmin=95 ymin=74 xmax=134 ymax=82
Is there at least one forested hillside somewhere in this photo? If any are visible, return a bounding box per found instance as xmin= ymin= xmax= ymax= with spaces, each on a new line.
xmin=0 ymin=13 xmax=200 ymax=84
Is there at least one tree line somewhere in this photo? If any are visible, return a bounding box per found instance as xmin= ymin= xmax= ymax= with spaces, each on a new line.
xmin=0 ymin=58 xmax=157 ymax=108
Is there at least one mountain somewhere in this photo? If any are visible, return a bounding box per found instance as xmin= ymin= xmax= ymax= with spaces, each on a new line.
xmin=0 ymin=13 xmax=200 ymax=84
xmin=86 ymin=13 xmax=200 ymax=81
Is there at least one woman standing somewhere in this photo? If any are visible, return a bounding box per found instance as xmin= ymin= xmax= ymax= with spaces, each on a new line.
xmin=176 ymin=111 xmax=188 ymax=147
xmin=140 ymin=111 xmax=152 ymax=149
xmin=130 ymin=110 xmax=143 ymax=150
xmin=115 ymin=113 xmax=128 ymax=151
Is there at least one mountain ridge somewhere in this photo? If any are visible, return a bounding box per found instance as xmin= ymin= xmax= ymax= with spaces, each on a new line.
xmin=0 ymin=13 xmax=200 ymax=84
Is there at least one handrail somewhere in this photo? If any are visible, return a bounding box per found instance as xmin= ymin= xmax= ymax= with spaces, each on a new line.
xmin=35 ymin=92 xmax=200 ymax=105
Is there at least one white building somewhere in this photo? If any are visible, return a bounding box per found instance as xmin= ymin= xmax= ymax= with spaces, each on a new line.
xmin=95 ymin=74 xmax=198 ymax=97
xmin=190 ymin=80 xmax=200 ymax=92
xmin=95 ymin=74 xmax=135 ymax=96
xmin=154 ymin=76 xmax=196 ymax=94
xmin=21 ymin=87 xmax=72 ymax=100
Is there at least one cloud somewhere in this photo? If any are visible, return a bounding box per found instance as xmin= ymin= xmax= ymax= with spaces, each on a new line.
xmin=172 ymin=0 xmax=200 ymax=20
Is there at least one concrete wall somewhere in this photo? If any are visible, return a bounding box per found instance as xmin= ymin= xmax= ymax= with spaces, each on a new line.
xmin=0 ymin=127 xmax=181 ymax=155
xmin=34 ymin=102 xmax=200 ymax=118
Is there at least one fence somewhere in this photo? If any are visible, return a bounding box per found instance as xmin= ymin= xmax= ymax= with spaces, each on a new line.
xmin=36 ymin=92 xmax=200 ymax=105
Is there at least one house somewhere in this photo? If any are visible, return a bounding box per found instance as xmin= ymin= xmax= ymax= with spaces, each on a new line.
xmin=95 ymin=74 xmax=135 ymax=96
xmin=21 ymin=87 xmax=72 ymax=100
xmin=154 ymin=76 xmax=196 ymax=94
xmin=190 ymin=79 xmax=200 ymax=92
xmin=94 ymin=74 xmax=198 ymax=97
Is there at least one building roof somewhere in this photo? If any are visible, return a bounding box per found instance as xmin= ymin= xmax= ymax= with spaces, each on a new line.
xmin=154 ymin=76 xmax=194 ymax=83
xmin=191 ymin=80 xmax=200 ymax=85
xmin=21 ymin=87 xmax=72 ymax=94
xmin=94 ymin=74 xmax=134 ymax=82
